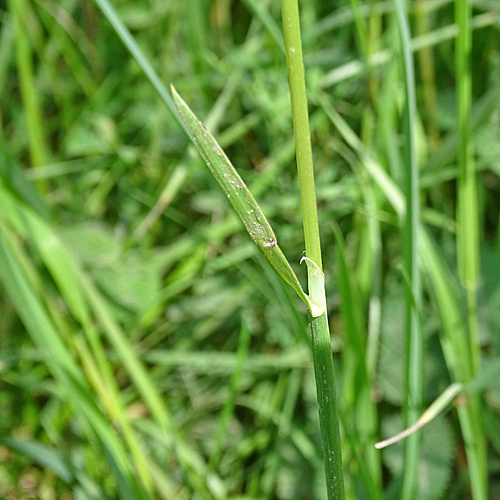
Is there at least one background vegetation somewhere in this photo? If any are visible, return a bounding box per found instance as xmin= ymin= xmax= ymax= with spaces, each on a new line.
xmin=1 ymin=0 xmax=499 ymax=499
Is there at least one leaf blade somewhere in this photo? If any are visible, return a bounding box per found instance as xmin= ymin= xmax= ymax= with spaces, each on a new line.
xmin=171 ymin=85 xmax=320 ymax=315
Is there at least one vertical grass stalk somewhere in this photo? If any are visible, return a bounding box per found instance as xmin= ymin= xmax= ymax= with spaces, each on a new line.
xmin=415 ymin=0 xmax=439 ymax=147
xmin=455 ymin=0 xmax=480 ymax=378
xmin=455 ymin=0 xmax=487 ymax=498
xmin=455 ymin=0 xmax=479 ymax=373
xmin=393 ymin=1 xmax=423 ymax=498
xmin=9 ymin=0 xmax=49 ymax=183
xmin=280 ymin=1 xmax=344 ymax=498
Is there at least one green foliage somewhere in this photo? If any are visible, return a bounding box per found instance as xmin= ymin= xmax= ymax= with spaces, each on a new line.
xmin=1 ymin=0 xmax=500 ymax=499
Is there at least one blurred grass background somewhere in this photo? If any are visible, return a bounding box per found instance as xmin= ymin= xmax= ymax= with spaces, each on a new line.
xmin=1 ymin=0 xmax=500 ymax=499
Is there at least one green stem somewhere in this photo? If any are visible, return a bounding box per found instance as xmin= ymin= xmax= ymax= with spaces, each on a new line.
xmin=456 ymin=0 xmax=478 ymax=294
xmin=455 ymin=0 xmax=487 ymax=497
xmin=393 ymin=1 xmax=423 ymax=498
xmin=9 ymin=0 xmax=49 ymax=185
xmin=310 ymin=315 xmax=345 ymax=500
xmin=280 ymin=1 xmax=344 ymax=498
xmin=456 ymin=0 xmax=480 ymax=368
xmin=280 ymin=0 xmax=321 ymax=273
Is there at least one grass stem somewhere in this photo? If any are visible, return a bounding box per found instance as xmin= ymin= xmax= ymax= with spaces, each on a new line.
xmin=455 ymin=0 xmax=487 ymax=497
xmin=310 ymin=315 xmax=345 ymax=500
xmin=280 ymin=1 xmax=344 ymax=498
xmin=9 ymin=0 xmax=49 ymax=186
xmin=393 ymin=0 xmax=423 ymax=497
xmin=280 ymin=0 xmax=321 ymax=274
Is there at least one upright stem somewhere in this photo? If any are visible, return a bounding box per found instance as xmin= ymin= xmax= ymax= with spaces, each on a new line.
xmin=310 ymin=315 xmax=345 ymax=500
xmin=455 ymin=0 xmax=480 ymax=376
xmin=393 ymin=1 xmax=423 ymax=498
xmin=456 ymin=0 xmax=475 ymax=277
xmin=280 ymin=1 xmax=344 ymax=499
xmin=455 ymin=0 xmax=487 ymax=498
xmin=9 ymin=0 xmax=49 ymax=190
xmin=280 ymin=0 xmax=321 ymax=273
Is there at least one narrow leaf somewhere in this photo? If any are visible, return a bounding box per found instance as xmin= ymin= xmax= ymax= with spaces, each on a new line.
xmin=375 ymin=383 xmax=463 ymax=449
xmin=171 ymin=85 xmax=321 ymax=316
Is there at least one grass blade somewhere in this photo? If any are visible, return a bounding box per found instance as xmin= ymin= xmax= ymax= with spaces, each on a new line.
xmin=323 ymin=98 xmax=488 ymax=499
xmin=9 ymin=0 xmax=49 ymax=176
xmin=393 ymin=0 xmax=423 ymax=497
xmin=92 ymin=0 xmax=178 ymax=121
xmin=170 ymin=85 xmax=319 ymax=316
xmin=375 ymin=383 xmax=463 ymax=450
xmin=334 ymin=224 xmax=381 ymax=495
xmin=455 ymin=0 xmax=486 ymax=496
xmin=0 ymin=221 xmax=147 ymax=500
